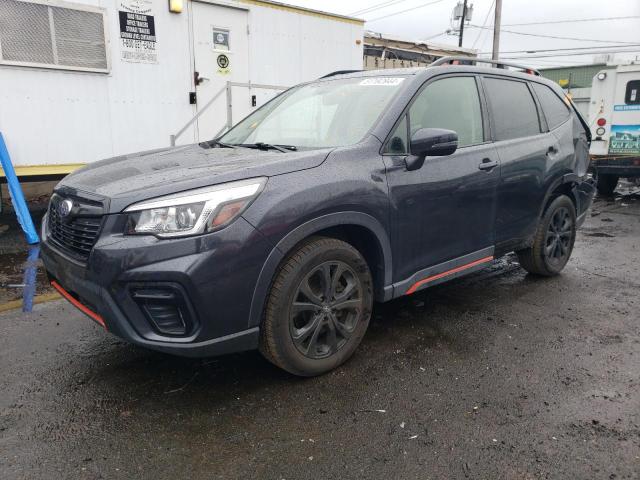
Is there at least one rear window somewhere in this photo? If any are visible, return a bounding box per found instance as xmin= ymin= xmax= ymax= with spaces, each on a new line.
xmin=532 ymin=83 xmax=571 ymax=130
xmin=484 ymin=77 xmax=541 ymax=141
xmin=626 ymin=80 xmax=640 ymax=105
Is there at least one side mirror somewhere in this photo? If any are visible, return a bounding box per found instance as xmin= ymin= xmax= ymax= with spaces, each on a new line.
xmin=406 ymin=128 xmax=458 ymax=171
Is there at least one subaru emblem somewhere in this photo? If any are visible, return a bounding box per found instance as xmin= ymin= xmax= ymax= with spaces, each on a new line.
xmin=57 ymin=199 xmax=73 ymax=218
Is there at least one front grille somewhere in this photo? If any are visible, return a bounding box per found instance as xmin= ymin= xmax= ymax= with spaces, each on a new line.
xmin=48 ymin=202 xmax=102 ymax=260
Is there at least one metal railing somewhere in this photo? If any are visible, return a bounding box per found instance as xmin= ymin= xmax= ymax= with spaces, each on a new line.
xmin=170 ymin=81 xmax=288 ymax=146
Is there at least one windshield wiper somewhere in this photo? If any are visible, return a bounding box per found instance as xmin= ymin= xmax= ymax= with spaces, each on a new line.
xmin=199 ymin=139 xmax=237 ymax=149
xmin=238 ymin=142 xmax=297 ymax=153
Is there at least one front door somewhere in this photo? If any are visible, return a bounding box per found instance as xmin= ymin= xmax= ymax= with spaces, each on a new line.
xmin=191 ymin=1 xmax=249 ymax=140
xmin=383 ymin=75 xmax=499 ymax=286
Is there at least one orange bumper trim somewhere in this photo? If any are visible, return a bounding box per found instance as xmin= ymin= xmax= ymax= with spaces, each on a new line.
xmin=51 ymin=280 xmax=106 ymax=329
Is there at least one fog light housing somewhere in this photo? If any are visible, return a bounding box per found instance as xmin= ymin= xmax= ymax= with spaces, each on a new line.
xmin=132 ymin=287 xmax=195 ymax=336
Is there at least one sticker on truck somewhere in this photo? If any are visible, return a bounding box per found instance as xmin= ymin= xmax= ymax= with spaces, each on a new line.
xmin=613 ymin=105 xmax=640 ymax=111
xmin=609 ymin=125 xmax=640 ymax=155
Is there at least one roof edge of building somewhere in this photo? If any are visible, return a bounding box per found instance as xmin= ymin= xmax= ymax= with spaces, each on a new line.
xmin=239 ymin=0 xmax=364 ymax=25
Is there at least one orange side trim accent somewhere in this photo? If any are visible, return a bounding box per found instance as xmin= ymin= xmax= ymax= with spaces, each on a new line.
xmin=405 ymin=256 xmax=494 ymax=295
xmin=51 ymin=281 xmax=106 ymax=329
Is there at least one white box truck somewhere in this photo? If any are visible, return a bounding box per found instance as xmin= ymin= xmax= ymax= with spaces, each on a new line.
xmin=588 ymin=64 xmax=640 ymax=195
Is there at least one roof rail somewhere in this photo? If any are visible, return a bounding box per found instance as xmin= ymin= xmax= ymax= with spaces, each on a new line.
xmin=430 ymin=56 xmax=541 ymax=76
xmin=320 ymin=70 xmax=363 ymax=79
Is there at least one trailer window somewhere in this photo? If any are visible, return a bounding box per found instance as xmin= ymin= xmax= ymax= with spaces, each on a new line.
xmin=626 ymin=80 xmax=640 ymax=105
xmin=532 ymin=83 xmax=571 ymax=130
xmin=0 ymin=0 xmax=108 ymax=73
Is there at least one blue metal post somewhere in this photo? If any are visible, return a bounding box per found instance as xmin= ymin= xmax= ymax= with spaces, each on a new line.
xmin=0 ymin=132 xmax=39 ymax=244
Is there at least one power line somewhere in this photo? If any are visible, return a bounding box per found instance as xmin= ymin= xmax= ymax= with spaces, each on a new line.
xmin=420 ymin=30 xmax=449 ymax=40
xmin=471 ymin=0 xmax=495 ymax=49
xmin=502 ymin=15 xmax=640 ymax=27
xmin=479 ymin=43 xmax=640 ymax=55
xmin=498 ymin=48 xmax=640 ymax=60
xmin=350 ymin=0 xmax=410 ymax=16
xmin=468 ymin=24 xmax=639 ymax=45
xmin=367 ymin=0 xmax=450 ymax=23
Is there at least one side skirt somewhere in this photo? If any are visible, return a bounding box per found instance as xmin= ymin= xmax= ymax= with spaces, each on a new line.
xmin=392 ymin=246 xmax=495 ymax=298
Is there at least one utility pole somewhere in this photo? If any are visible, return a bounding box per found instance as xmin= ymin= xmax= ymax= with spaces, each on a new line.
xmin=492 ymin=0 xmax=502 ymax=60
xmin=458 ymin=0 xmax=467 ymax=47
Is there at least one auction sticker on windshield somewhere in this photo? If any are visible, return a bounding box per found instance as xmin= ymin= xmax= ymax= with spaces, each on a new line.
xmin=360 ymin=78 xmax=405 ymax=86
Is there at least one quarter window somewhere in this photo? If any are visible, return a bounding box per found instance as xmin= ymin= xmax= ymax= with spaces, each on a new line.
xmin=532 ymin=83 xmax=571 ymax=130
xmin=484 ymin=78 xmax=541 ymax=141
xmin=384 ymin=115 xmax=408 ymax=154
xmin=408 ymin=77 xmax=484 ymax=147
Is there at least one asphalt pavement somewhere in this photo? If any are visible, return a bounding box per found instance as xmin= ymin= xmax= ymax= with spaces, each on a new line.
xmin=1 ymin=190 xmax=639 ymax=479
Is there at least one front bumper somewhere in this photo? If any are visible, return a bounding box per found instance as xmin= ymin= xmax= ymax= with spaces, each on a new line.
xmin=41 ymin=212 xmax=272 ymax=357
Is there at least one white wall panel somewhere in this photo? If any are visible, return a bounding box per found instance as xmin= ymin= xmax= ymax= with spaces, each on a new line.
xmin=0 ymin=0 xmax=363 ymax=168
xmin=0 ymin=0 xmax=197 ymax=167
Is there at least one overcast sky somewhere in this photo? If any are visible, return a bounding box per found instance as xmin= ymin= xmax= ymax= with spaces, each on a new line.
xmin=284 ymin=0 xmax=640 ymax=69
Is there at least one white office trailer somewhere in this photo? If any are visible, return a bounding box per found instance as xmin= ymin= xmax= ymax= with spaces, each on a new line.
xmin=0 ymin=0 xmax=364 ymax=177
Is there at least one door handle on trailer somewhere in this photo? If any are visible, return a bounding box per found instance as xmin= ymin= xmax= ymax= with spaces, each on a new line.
xmin=478 ymin=158 xmax=498 ymax=171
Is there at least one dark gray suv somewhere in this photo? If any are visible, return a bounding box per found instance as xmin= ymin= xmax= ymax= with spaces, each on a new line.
xmin=42 ymin=59 xmax=594 ymax=376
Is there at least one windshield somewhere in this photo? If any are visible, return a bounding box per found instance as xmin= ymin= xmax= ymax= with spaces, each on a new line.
xmin=220 ymin=76 xmax=407 ymax=149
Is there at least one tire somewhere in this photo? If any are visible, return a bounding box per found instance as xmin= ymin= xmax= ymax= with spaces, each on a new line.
xmin=516 ymin=195 xmax=577 ymax=277
xmin=259 ymin=236 xmax=373 ymax=376
xmin=596 ymin=173 xmax=619 ymax=196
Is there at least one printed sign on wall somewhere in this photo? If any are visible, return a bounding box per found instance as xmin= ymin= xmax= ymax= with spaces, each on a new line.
xmin=118 ymin=0 xmax=157 ymax=64
xmin=609 ymin=125 xmax=640 ymax=155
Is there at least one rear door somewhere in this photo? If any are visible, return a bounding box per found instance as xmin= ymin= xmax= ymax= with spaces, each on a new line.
xmin=383 ymin=74 xmax=500 ymax=284
xmin=482 ymin=76 xmax=552 ymax=248
xmin=609 ymin=72 xmax=640 ymax=155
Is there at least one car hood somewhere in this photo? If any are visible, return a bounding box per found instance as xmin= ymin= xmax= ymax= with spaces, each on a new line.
xmin=57 ymin=144 xmax=333 ymax=213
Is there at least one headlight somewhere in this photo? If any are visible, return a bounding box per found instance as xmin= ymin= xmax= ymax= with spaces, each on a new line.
xmin=123 ymin=178 xmax=266 ymax=238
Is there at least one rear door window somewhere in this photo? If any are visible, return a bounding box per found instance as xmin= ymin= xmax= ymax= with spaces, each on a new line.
xmin=532 ymin=83 xmax=571 ymax=130
xmin=626 ymin=80 xmax=640 ymax=105
xmin=483 ymin=77 xmax=541 ymax=141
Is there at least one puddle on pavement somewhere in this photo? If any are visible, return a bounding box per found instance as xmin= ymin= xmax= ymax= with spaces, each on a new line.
xmin=0 ymin=208 xmax=52 ymax=309
xmin=0 ymin=246 xmax=51 ymax=309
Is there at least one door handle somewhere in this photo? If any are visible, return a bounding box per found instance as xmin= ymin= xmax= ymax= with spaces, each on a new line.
xmin=547 ymin=146 xmax=558 ymax=155
xmin=478 ymin=158 xmax=498 ymax=171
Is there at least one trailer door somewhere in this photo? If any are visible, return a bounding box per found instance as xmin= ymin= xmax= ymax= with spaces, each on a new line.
xmin=192 ymin=1 xmax=249 ymax=140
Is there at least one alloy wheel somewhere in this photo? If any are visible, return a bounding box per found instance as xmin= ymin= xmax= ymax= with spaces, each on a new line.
xmin=544 ymin=206 xmax=573 ymax=266
xmin=289 ymin=261 xmax=363 ymax=359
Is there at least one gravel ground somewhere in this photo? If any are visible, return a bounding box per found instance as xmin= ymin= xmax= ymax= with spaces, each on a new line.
xmin=1 ymin=189 xmax=639 ymax=480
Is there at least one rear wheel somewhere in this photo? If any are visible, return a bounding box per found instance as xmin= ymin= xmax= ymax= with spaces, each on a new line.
xmin=595 ymin=172 xmax=619 ymax=196
xmin=259 ymin=237 xmax=373 ymax=376
xmin=516 ymin=195 xmax=576 ymax=276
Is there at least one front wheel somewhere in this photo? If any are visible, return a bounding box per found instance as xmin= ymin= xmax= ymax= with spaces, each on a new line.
xmin=516 ymin=195 xmax=577 ymax=276
xmin=259 ymin=237 xmax=373 ymax=376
